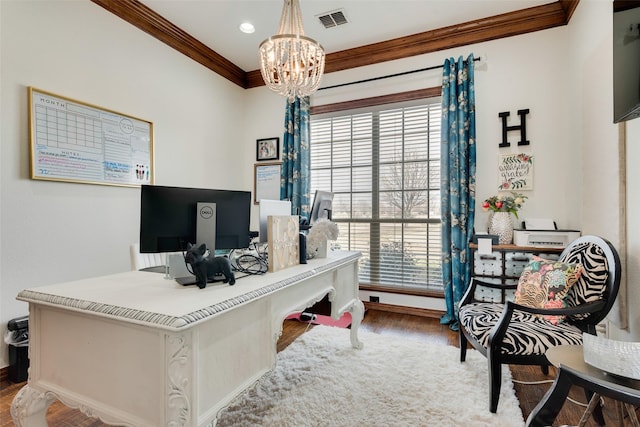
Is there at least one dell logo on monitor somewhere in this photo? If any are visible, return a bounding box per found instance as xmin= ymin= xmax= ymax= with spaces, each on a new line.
xmin=199 ymin=205 xmax=214 ymax=219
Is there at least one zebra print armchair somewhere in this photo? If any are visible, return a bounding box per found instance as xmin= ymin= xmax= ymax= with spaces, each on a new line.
xmin=458 ymin=235 xmax=621 ymax=413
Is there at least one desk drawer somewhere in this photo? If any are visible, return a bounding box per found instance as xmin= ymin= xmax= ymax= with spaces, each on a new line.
xmin=473 ymin=252 xmax=502 ymax=276
xmin=473 ymin=277 xmax=517 ymax=303
xmin=505 ymin=252 xmax=533 ymax=277
xmin=504 ymin=252 xmax=561 ymax=277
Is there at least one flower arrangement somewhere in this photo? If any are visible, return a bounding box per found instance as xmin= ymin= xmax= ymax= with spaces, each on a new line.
xmin=306 ymin=218 xmax=339 ymax=258
xmin=482 ymin=192 xmax=527 ymax=218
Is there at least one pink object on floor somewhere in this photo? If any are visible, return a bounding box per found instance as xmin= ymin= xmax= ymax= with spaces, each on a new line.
xmin=286 ymin=311 xmax=352 ymax=328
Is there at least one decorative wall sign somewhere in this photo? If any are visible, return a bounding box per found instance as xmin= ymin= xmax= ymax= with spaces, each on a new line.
xmin=267 ymin=215 xmax=299 ymax=272
xmin=498 ymin=153 xmax=533 ymax=190
xmin=498 ymin=109 xmax=530 ymax=147
xmin=29 ymin=87 xmax=154 ymax=187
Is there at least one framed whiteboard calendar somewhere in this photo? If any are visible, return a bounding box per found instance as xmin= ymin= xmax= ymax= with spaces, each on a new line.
xmin=29 ymin=87 xmax=154 ymax=187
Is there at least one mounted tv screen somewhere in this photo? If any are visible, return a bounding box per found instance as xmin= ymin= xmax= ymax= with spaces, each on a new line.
xmin=139 ymin=185 xmax=251 ymax=253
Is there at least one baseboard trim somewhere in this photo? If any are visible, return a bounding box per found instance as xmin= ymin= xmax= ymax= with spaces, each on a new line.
xmin=363 ymin=301 xmax=444 ymax=319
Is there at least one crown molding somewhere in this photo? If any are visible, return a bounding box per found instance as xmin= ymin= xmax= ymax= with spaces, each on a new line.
xmin=247 ymin=1 xmax=578 ymax=88
xmin=92 ymin=0 xmax=579 ymax=90
xmin=90 ymin=0 xmax=247 ymax=87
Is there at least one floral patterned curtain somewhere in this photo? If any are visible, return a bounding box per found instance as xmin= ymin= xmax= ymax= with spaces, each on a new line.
xmin=440 ymin=54 xmax=476 ymax=331
xmin=280 ymin=96 xmax=311 ymax=218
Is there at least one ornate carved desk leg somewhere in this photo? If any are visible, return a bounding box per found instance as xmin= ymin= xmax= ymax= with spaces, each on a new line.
xmin=166 ymin=333 xmax=193 ymax=426
xmin=11 ymin=385 xmax=57 ymax=427
xmin=349 ymin=299 xmax=365 ymax=349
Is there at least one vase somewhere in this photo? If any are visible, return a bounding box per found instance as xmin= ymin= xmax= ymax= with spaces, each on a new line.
xmin=488 ymin=211 xmax=514 ymax=245
xmin=316 ymin=240 xmax=328 ymax=258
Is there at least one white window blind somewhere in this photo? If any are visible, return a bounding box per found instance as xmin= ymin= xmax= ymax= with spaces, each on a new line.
xmin=310 ymin=100 xmax=443 ymax=292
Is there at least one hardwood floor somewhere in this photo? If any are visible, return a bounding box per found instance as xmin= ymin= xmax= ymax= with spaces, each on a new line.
xmin=0 ymin=309 xmax=635 ymax=426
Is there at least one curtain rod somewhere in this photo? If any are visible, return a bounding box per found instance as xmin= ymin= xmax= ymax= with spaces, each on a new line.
xmin=319 ymin=56 xmax=481 ymax=91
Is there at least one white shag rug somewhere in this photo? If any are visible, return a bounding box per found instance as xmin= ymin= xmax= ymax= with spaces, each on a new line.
xmin=217 ymin=325 xmax=525 ymax=427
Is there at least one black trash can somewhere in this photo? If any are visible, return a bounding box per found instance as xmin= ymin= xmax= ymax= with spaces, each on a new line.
xmin=5 ymin=315 xmax=29 ymax=383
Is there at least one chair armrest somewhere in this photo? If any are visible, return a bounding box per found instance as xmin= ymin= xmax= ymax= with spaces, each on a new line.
xmin=488 ymin=301 xmax=517 ymax=351
xmin=460 ymin=277 xmax=483 ymax=306
xmin=460 ymin=279 xmax=475 ymax=306
xmin=503 ymin=300 xmax=606 ymax=317
xmin=487 ymin=300 xmax=607 ymax=352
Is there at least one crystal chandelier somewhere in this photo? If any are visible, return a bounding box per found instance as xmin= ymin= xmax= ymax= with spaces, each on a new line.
xmin=259 ymin=0 xmax=325 ymax=101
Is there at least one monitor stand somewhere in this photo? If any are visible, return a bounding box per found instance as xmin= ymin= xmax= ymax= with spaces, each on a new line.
xmin=175 ymin=276 xmax=198 ymax=286
xmin=164 ymin=253 xmax=190 ymax=280
xmin=196 ymin=202 xmax=216 ymax=254
xmin=172 ymin=202 xmax=218 ymax=286
xmin=175 ymin=274 xmax=228 ymax=286
xmin=139 ymin=265 xmax=166 ymax=274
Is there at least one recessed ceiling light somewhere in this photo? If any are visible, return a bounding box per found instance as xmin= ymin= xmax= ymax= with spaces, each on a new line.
xmin=239 ymin=22 xmax=255 ymax=34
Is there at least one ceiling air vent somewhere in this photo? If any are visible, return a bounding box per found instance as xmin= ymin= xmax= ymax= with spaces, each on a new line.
xmin=316 ymin=9 xmax=348 ymax=29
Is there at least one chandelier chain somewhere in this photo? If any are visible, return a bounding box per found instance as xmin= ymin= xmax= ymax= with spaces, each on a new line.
xmin=277 ymin=0 xmax=305 ymax=36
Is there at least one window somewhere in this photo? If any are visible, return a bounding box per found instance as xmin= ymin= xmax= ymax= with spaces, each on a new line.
xmin=310 ymin=97 xmax=443 ymax=293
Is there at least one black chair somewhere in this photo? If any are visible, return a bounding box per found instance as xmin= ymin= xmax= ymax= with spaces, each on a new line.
xmin=458 ymin=235 xmax=621 ymax=413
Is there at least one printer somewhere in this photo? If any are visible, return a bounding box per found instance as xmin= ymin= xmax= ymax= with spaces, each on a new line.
xmin=513 ymin=218 xmax=580 ymax=248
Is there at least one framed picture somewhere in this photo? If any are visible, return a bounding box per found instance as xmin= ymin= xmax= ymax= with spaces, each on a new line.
xmin=28 ymin=87 xmax=154 ymax=187
xmin=256 ymin=137 xmax=280 ymax=161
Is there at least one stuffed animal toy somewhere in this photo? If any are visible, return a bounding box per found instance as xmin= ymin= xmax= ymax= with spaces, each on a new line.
xmin=184 ymin=243 xmax=235 ymax=289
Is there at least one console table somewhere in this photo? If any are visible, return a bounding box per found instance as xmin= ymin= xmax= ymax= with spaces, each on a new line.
xmin=11 ymin=250 xmax=363 ymax=426
xmin=469 ymin=243 xmax=564 ymax=303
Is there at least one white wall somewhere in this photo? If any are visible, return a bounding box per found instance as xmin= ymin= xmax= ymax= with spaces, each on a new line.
xmin=569 ymin=0 xmax=620 ymax=243
xmin=623 ymin=118 xmax=640 ymax=340
xmin=0 ymin=1 xmax=258 ymax=368
xmin=567 ymin=0 xmax=639 ymax=342
xmin=244 ymin=88 xmax=290 ymax=229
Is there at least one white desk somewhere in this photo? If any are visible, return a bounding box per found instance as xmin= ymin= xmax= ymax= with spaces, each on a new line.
xmin=11 ymin=251 xmax=363 ymax=427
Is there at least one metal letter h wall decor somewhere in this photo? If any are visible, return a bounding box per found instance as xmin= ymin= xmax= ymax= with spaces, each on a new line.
xmin=498 ymin=109 xmax=530 ymax=147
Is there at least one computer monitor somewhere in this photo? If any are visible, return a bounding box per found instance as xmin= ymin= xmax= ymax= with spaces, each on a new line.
xmin=258 ymin=199 xmax=292 ymax=243
xmin=139 ymin=185 xmax=252 ymax=253
xmin=309 ymin=190 xmax=334 ymax=224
